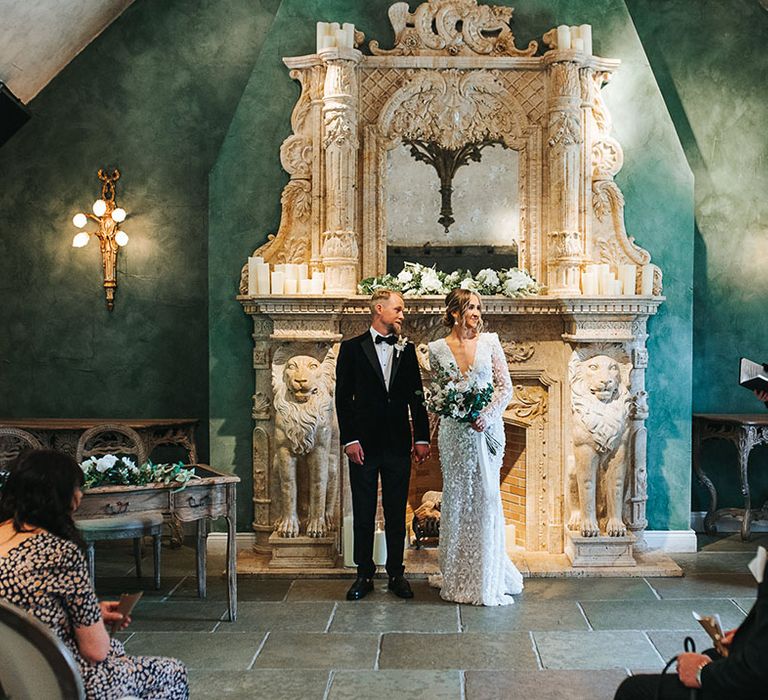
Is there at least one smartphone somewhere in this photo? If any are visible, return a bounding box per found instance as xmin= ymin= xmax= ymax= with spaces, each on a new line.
xmin=110 ymin=591 xmax=143 ymax=634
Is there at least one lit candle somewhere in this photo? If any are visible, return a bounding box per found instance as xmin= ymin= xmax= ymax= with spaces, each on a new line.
xmin=270 ymin=270 xmax=284 ymax=295
xmin=373 ymin=527 xmax=387 ymax=565
xmin=283 ymin=278 xmax=298 ymax=294
xmin=556 ymin=24 xmax=571 ymax=50
xmin=620 ymin=264 xmax=636 ymax=295
xmin=256 ymin=263 xmax=270 ymax=294
xmin=580 ymin=24 xmax=593 ymax=54
xmin=640 ymin=265 xmax=654 ymax=295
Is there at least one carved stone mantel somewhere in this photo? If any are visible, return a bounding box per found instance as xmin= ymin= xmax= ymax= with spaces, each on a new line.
xmin=240 ymin=294 xmax=662 ymax=557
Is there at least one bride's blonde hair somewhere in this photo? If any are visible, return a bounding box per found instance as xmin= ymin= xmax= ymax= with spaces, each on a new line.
xmin=442 ymin=288 xmax=483 ymax=334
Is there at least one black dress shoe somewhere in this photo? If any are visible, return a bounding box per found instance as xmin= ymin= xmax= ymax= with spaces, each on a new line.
xmin=346 ymin=577 xmax=374 ymax=601
xmin=387 ymin=575 xmax=414 ymax=599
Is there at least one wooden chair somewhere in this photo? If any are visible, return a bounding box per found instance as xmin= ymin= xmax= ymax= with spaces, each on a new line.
xmin=74 ymin=424 xmax=162 ymax=588
xmin=0 ymin=598 xmax=85 ymax=700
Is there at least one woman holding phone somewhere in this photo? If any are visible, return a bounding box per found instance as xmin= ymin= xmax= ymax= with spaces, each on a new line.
xmin=0 ymin=449 xmax=188 ymax=699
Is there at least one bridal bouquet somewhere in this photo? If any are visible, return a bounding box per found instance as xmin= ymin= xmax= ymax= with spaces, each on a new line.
xmin=421 ymin=364 xmax=502 ymax=455
xmin=80 ymin=454 xmax=199 ymax=491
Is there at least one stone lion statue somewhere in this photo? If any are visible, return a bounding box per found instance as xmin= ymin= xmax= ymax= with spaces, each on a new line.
xmin=567 ymin=349 xmax=632 ymax=538
xmin=272 ymin=347 xmax=339 ymax=538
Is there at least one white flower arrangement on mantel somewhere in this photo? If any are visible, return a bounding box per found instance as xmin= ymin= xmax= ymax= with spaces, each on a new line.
xmin=358 ymin=261 xmax=542 ymax=298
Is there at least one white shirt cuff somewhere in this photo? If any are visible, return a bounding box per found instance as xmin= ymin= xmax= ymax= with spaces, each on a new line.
xmin=414 ymin=441 xmax=430 ymax=445
xmin=343 ymin=440 xmax=360 ymax=448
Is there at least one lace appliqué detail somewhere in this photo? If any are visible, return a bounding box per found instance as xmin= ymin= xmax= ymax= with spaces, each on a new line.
xmin=427 ymin=333 xmax=523 ymax=606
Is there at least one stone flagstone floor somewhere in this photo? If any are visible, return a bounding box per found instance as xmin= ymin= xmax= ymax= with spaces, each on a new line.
xmin=91 ymin=533 xmax=765 ymax=700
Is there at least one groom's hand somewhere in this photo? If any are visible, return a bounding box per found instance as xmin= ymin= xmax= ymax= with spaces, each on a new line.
xmin=413 ymin=443 xmax=431 ymax=463
xmin=345 ymin=442 xmax=365 ymax=465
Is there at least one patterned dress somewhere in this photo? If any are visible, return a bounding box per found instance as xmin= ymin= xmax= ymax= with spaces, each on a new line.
xmin=428 ymin=332 xmax=524 ymax=605
xmin=0 ymin=533 xmax=188 ymax=700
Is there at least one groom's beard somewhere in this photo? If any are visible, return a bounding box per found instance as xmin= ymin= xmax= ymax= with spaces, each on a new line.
xmin=386 ymin=320 xmax=402 ymax=336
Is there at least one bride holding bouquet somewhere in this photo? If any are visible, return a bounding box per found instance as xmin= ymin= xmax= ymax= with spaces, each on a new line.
xmin=425 ymin=288 xmax=524 ymax=605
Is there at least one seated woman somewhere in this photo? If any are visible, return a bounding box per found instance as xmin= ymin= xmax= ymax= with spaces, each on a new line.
xmin=0 ymin=450 xmax=189 ymax=700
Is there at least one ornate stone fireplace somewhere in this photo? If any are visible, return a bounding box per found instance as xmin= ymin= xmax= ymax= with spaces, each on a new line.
xmin=238 ymin=0 xmax=664 ymax=571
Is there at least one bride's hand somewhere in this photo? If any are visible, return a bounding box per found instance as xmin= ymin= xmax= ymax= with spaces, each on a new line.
xmin=470 ymin=417 xmax=486 ymax=432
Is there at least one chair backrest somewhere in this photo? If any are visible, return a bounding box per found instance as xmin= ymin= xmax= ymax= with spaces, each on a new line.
xmin=0 ymin=428 xmax=43 ymax=468
xmin=76 ymin=424 xmax=148 ymax=465
xmin=0 ymin=598 xmax=85 ymax=700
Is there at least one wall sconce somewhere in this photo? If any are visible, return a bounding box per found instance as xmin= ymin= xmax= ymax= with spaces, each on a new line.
xmin=71 ymin=168 xmax=128 ymax=311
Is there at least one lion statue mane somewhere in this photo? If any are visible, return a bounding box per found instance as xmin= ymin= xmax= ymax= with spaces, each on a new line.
xmin=567 ymin=348 xmax=632 ymax=538
xmin=272 ymin=345 xmax=339 ymax=538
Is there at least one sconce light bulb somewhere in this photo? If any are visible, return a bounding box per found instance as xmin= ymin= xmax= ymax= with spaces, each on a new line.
xmin=111 ymin=207 xmax=126 ymax=223
xmin=72 ymin=231 xmax=90 ymax=248
xmin=92 ymin=199 xmax=107 ymax=217
xmin=115 ymin=230 xmax=129 ymax=246
xmin=72 ymin=212 xmax=88 ymax=228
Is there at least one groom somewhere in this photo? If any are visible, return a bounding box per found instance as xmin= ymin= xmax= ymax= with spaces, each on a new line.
xmin=335 ymin=289 xmax=431 ymax=600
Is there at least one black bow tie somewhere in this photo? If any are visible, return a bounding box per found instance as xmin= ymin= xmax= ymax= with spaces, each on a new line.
xmin=375 ymin=334 xmax=397 ymax=345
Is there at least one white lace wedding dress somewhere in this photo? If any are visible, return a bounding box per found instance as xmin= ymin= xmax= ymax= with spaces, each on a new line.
xmin=427 ymin=332 xmax=524 ymax=605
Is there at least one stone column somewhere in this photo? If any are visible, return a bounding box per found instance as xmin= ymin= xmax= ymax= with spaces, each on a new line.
xmin=545 ymin=56 xmax=583 ymax=295
xmin=319 ymin=46 xmax=361 ymax=295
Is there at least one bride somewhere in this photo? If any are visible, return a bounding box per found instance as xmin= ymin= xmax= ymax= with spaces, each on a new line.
xmin=428 ymin=288 xmax=524 ymax=605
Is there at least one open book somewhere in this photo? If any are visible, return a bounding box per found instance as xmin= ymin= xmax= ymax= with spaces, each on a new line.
xmin=693 ymin=611 xmax=728 ymax=657
xmin=739 ymin=357 xmax=768 ymax=393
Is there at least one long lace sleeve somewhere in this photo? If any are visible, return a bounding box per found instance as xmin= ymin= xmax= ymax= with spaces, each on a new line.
xmin=482 ymin=333 xmax=513 ymax=423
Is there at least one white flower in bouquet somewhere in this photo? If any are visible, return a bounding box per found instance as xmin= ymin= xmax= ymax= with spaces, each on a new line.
xmin=397 ymin=269 xmax=413 ymax=284
xmin=95 ymin=454 xmax=118 ymax=473
xmin=420 ymin=269 xmax=444 ymax=294
xmin=501 ymin=268 xmax=538 ymax=296
xmin=460 ymin=277 xmax=479 ymax=291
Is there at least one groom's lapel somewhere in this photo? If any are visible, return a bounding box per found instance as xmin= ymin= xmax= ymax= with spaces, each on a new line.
xmin=360 ymin=333 xmax=387 ymax=391
xmin=390 ymin=342 xmax=404 ymax=388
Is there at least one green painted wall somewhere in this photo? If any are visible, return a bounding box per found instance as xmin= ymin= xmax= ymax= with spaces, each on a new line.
xmin=627 ymin=0 xmax=768 ymax=511
xmin=208 ymin=0 xmax=694 ymax=530
xmin=0 ymin=0 xmax=280 ymax=470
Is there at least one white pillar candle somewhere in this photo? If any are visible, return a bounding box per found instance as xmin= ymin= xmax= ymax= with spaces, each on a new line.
xmin=270 ymin=271 xmax=284 ymax=295
xmin=297 ymin=263 xmax=308 ymax=280
xmin=640 ymin=265 xmax=654 ymax=295
xmin=247 ymin=257 xmax=259 ymax=296
xmin=283 ymin=278 xmax=298 ymax=294
xmin=581 ymin=269 xmax=598 ymax=295
xmin=342 ymin=22 xmax=355 ymax=48
xmin=274 ymin=263 xmax=286 ymax=274
xmin=284 ymin=263 xmax=299 ymax=281
xmin=620 ymin=264 xmax=636 ymax=295
xmin=556 ymin=24 xmax=571 ymax=50
xmin=613 ymin=277 xmax=624 ymax=296
xmin=310 ymin=277 xmax=324 ymax=294
xmin=256 ymin=263 xmax=271 ymax=294
xmin=316 ymin=22 xmax=327 ymax=52
xmin=299 ymin=279 xmax=313 ymax=294
xmin=373 ymin=527 xmax=387 ymax=565
xmin=573 ymin=37 xmax=585 ymax=52
xmin=342 ymin=515 xmax=355 ymax=567
xmin=596 ymin=264 xmax=610 ymax=295
xmin=579 ymin=24 xmax=593 ymax=54
xmin=329 ymin=22 xmax=340 ymax=49
xmin=319 ymin=34 xmax=334 ymax=49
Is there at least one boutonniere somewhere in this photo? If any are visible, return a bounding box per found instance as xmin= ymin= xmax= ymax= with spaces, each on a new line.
xmin=394 ymin=335 xmax=408 ymax=356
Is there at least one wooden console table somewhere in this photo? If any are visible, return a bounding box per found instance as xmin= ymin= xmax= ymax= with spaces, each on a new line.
xmin=0 ymin=418 xmax=199 ymax=465
xmin=693 ymin=413 xmax=768 ymax=540
xmin=75 ymin=465 xmax=239 ymax=621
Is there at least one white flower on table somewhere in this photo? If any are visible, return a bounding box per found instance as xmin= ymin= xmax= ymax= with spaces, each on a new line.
xmin=95 ymin=454 xmax=118 ymax=473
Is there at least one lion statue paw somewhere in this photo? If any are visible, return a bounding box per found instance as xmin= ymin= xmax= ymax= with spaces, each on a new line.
xmin=580 ymin=517 xmax=600 ymax=538
xmin=305 ymin=516 xmax=327 ymax=538
xmin=275 ymin=514 xmax=300 ymax=538
xmin=605 ymin=517 xmax=627 ymax=537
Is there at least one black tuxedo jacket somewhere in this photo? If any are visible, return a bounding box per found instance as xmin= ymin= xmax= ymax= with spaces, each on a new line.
xmin=335 ymin=331 xmax=430 ymax=456
xmin=700 ymin=572 xmax=768 ymax=697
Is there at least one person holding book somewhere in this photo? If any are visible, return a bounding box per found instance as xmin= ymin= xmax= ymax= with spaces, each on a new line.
xmin=614 ymin=555 xmax=768 ymax=699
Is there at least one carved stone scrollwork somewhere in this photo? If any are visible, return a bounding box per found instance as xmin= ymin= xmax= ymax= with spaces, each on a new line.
xmin=252 ymin=392 xmax=271 ymax=420
xmin=501 ymin=341 xmax=536 ymax=363
xmin=369 ymin=0 xmax=537 ymax=57
xmin=321 ymin=230 xmax=359 ymax=295
xmin=509 ymin=385 xmax=548 ymax=422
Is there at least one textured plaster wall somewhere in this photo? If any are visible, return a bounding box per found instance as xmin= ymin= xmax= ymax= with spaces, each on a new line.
xmin=0 ymin=0 xmax=279 ymax=471
xmin=209 ymin=0 xmax=694 ymax=530
xmin=627 ymin=0 xmax=768 ymax=510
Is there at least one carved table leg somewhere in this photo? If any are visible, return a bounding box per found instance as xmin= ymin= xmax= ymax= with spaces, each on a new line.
xmin=693 ymin=420 xmax=718 ymax=534
xmin=737 ymin=426 xmax=758 ymax=541
xmin=196 ymin=518 xmax=207 ymax=600
xmin=225 ymin=513 xmax=237 ymax=621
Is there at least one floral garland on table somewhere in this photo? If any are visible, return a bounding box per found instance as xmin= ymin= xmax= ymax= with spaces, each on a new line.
xmin=358 ymin=261 xmax=542 ymax=297
xmin=80 ymin=455 xmax=200 ymax=491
